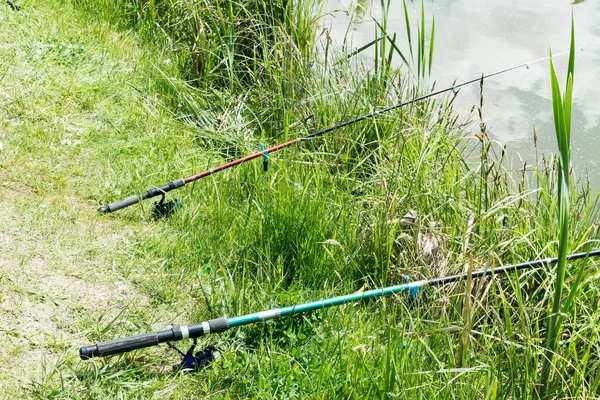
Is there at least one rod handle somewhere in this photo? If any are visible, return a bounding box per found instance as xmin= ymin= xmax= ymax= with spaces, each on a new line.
xmin=99 ymin=195 xmax=140 ymax=213
xmin=99 ymin=179 xmax=185 ymax=213
xmin=80 ymin=332 xmax=159 ymax=359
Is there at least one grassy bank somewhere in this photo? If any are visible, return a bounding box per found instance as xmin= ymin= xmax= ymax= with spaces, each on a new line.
xmin=2 ymin=0 xmax=599 ymax=398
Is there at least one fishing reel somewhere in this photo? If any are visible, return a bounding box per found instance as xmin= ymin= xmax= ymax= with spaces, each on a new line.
xmin=152 ymin=193 xmax=182 ymax=218
xmin=167 ymin=339 xmax=217 ymax=372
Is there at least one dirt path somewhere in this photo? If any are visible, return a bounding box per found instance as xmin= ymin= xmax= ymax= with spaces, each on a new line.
xmin=0 ymin=3 xmax=154 ymax=397
xmin=0 ymin=191 xmax=147 ymax=397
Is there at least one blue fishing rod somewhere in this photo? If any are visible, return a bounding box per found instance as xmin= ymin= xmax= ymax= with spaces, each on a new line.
xmin=98 ymin=51 xmax=574 ymax=215
xmin=80 ymin=249 xmax=600 ymax=370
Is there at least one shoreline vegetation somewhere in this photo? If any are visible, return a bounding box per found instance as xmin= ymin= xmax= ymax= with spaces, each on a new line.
xmin=1 ymin=0 xmax=598 ymax=398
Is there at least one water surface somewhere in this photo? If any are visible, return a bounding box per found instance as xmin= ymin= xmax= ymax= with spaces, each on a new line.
xmin=321 ymin=0 xmax=600 ymax=190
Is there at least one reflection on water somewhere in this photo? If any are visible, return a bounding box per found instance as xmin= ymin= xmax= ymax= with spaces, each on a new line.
xmin=321 ymin=0 xmax=600 ymax=190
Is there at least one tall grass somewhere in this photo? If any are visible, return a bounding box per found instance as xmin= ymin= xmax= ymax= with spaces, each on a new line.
xmin=539 ymin=16 xmax=576 ymax=397
xmin=370 ymin=0 xmax=435 ymax=89
xmin=74 ymin=0 xmax=320 ymax=94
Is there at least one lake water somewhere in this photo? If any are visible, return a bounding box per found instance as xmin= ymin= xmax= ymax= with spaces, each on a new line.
xmin=321 ymin=0 xmax=600 ymax=191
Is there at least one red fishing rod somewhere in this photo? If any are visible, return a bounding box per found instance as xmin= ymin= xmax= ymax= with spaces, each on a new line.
xmin=99 ymin=53 xmax=571 ymax=213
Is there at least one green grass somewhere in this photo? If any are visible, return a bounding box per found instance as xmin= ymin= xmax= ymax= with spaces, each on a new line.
xmin=1 ymin=0 xmax=599 ymax=399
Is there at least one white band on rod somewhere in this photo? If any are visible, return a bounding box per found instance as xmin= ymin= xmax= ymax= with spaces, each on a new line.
xmin=180 ymin=326 xmax=189 ymax=339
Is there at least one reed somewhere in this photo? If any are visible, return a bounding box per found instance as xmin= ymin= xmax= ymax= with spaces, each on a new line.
xmin=539 ymin=16 xmax=576 ymax=397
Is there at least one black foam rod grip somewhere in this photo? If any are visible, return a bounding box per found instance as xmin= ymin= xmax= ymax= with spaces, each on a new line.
xmin=99 ymin=195 xmax=140 ymax=213
xmin=208 ymin=317 xmax=230 ymax=333
xmin=142 ymin=179 xmax=185 ymax=199
xmin=79 ymin=332 xmax=159 ymax=359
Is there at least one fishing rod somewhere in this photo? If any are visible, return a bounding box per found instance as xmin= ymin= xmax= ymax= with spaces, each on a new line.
xmin=99 ymin=51 xmax=574 ymax=214
xmin=6 ymin=0 xmax=20 ymax=10
xmin=80 ymin=249 xmax=600 ymax=370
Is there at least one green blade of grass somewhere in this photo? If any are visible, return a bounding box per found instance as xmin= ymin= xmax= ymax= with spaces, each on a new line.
xmin=403 ymin=0 xmax=413 ymax=62
xmin=428 ymin=15 xmax=435 ymax=77
xmin=336 ymin=35 xmax=389 ymax=65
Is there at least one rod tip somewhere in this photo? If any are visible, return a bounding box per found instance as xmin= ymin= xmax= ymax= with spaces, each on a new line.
xmin=98 ymin=205 xmax=110 ymax=213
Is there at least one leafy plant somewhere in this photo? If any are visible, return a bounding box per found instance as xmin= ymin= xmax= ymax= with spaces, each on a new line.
xmin=539 ymin=14 xmax=576 ymax=397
